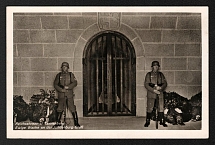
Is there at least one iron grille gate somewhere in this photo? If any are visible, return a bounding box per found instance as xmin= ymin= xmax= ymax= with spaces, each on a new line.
xmin=83 ymin=31 xmax=136 ymax=116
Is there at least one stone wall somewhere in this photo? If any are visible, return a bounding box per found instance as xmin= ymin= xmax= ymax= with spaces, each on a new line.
xmin=13 ymin=12 xmax=201 ymax=117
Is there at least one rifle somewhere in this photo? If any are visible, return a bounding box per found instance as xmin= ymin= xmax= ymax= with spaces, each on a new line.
xmin=58 ymin=73 xmax=67 ymax=130
xmin=155 ymin=94 xmax=159 ymax=129
xmin=63 ymin=96 xmax=69 ymax=130
xmin=62 ymin=106 xmax=66 ymax=130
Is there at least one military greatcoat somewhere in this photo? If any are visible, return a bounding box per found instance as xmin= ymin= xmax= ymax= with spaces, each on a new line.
xmin=54 ymin=72 xmax=77 ymax=112
xmin=144 ymin=71 xmax=167 ymax=113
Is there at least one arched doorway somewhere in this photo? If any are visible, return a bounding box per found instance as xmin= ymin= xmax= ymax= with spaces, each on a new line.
xmin=83 ymin=31 xmax=136 ymax=116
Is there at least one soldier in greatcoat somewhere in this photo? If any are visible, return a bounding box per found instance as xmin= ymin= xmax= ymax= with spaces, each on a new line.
xmin=144 ymin=61 xmax=168 ymax=127
xmin=53 ymin=62 xmax=80 ymax=127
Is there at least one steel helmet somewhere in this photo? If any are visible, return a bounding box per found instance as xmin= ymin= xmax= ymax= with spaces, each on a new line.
xmin=61 ymin=62 xmax=69 ymax=68
xmin=151 ymin=61 xmax=160 ymax=67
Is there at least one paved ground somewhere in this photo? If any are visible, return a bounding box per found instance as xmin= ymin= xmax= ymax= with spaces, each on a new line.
xmin=77 ymin=116 xmax=201 ymax=130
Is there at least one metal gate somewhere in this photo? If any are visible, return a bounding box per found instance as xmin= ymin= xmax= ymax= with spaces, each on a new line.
xmin=83 ymin=31 xmax=136 ymax=116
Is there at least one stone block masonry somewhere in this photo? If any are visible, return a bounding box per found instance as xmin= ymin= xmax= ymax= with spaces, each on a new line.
xmin=16 ymin=44 xmax=43 ymax=57
xmin=134 ymin=13 xmax=202 ymax=99
xmin=41 ymin=16 xmax=69 ymax=29
xmin=150 ymin=17 xmax=177 ymax=29
xmin=14 ymin=16 xmax=41 ymax=29
xmin=29 ymin=30 xmax=56 ymax=43
xmin=13 ymin=13 xmax=86 ymax=104
xmin=162 ymin=30 xmax=201 ymax=42
xmin=13 ymin=12 xmax=202 ymax=117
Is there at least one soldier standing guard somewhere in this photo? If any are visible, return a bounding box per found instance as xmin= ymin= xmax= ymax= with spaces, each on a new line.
xmin=144 ymin=61 xmax=168 ymax=127
xmin=53 ymin=62 xmax=80 ymax=127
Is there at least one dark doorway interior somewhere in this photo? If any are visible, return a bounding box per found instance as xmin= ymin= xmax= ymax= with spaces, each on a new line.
xmin=83 ymin=31 xmax=136 ymax=116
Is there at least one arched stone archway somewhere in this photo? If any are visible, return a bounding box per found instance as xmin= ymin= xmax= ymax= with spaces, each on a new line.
xmin=73 ymin=23 xmax=146 ymax=117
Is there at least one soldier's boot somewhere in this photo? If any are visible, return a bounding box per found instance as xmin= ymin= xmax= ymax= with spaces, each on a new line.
xmin=75 ymin=111 xmax=80 ymax=127
xmin=144 ymin=112 xmax=151 ymax=127
xmin=158 ymin=112 xmax=168 ymax=127
xmin=72 ymin=111 xmax=80 ymax=127
xmin=178 ymin=113 xmax=185 ymax=125
xmin=53 ymin=111 xmax=63 ymax=128
xmin=172 ymin=119 xmax=178 ymax=125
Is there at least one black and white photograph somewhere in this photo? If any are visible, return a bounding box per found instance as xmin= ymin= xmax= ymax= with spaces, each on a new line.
xmin=7 ymin=6 xmax=208 ymax=138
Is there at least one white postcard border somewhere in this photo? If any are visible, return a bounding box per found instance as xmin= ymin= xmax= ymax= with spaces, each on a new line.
xmin=7 ymin=6 xmax=209 ymax=139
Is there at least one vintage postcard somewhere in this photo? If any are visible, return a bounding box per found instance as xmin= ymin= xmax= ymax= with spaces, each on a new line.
xmin=7 ymin=6 xmax=208 ymax=138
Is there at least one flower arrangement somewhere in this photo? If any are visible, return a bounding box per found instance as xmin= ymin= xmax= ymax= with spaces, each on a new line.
xmin=28 ymin=89 xmax=57 ymax=124
xmin=13 ymin=89 xmax=58 ymax=124
xmin=13 ymin=95 xmax=29 ymax=122
xmin=190 ymin=92 xmax=202 ymax=121
xmin=13 ymin=89 xmax=202 ymax=125
xmin=161 ymin=91 xmax=202 ymax=125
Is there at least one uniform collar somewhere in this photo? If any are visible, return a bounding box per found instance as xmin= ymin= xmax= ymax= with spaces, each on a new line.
xmin=151 ymin=70 xmax=159 ymax=74
xmin=62 ymin=71 xmax=69 ymax=74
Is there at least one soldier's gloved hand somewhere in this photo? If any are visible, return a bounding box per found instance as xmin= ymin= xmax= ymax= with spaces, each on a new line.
xmin=64 ymin=86 xmax=69 ymax=89
xmin=154 ymin=90 xmax=160 ymax=95
xmin=61 ymin=89 xmax=67 ymax=93
xmin=156 ymin=86 xmax=162 ymax=91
